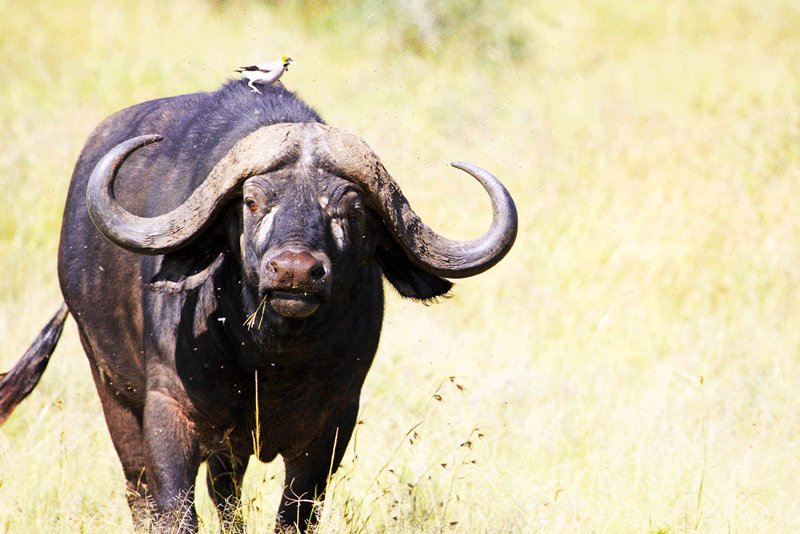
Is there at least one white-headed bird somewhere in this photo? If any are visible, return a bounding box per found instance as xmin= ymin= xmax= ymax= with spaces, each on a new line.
xmin=236 ymin=57 xmax=295 ymax=93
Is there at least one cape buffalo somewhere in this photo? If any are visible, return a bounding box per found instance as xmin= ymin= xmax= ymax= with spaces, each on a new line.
xmin=0 ymin=80 xmax=517 ymax=531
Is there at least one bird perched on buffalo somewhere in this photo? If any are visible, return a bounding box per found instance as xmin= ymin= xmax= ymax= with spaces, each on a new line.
xmin=236 ymin=56 xmax=294 ymax=93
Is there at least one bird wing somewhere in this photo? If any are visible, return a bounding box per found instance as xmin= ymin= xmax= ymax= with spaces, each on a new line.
xmin=256 ymin=65 xmax=280 ymax=73
xmin=237 ymin=65 xmax=260 ymax=72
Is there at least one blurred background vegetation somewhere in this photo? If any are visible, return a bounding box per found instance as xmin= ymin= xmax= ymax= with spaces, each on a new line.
xmin=1 ymin=0 xmax=800 ymax=531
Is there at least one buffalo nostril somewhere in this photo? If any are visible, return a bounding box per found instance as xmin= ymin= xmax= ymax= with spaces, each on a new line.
xmin=309 ymin=264 xmax=326 ymax=281
xmin=268 ymin=260 xmax=279 ymax=273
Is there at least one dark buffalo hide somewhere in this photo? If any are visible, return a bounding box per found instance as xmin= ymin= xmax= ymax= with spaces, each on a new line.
xmin=0 ymin=79 xmax=517 ymax=532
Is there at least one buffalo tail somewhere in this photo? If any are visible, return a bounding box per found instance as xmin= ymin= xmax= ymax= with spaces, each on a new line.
xmin=0 ymin=303 xmax=69 ymax=425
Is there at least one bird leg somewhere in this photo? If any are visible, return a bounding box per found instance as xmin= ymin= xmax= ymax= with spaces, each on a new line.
xmin=248 ymin=80 xmax=261 ymax=94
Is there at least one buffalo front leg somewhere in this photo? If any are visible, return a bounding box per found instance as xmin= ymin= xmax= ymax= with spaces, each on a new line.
xmin=206 ymin=449 xmax=250 ymax=531
xmin=143 ymin=389 xmax=201 ymax=532
xmin=277 ymin=405 xmax=358 ymax=532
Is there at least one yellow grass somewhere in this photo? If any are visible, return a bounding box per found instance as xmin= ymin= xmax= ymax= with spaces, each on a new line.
xmin=2 ymin=0 xmax=800 ymax=531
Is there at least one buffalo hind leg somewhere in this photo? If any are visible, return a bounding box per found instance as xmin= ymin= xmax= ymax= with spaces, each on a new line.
xmin=206 ymin=449 xmax=250 ymax=532
xmin=277 ymin=404 xmax=358 ymax=532
xmin=81 ymin=335 xmax=152 ymax=528
xmin=91 ymin=374 xmax=152 ymax=527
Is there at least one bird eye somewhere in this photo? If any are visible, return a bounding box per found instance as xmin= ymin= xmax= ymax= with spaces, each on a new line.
xmin=245 ymin=198 xmax=259 ymax=213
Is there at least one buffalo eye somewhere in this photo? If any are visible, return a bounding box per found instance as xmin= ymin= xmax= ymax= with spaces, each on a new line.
xmin=338 ymin=191 xmax=364 ymax=220
xmin=244 ymin=197 xmax=259 ymax=213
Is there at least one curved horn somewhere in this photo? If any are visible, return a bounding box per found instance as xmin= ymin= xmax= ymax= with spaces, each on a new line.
xmin=86 ymin=126 xmax=302 ymax=254
xmin=321 ymin=127 xmax=518 ymax=278
xmin=87 ymin=123 xmax=518 ymax=276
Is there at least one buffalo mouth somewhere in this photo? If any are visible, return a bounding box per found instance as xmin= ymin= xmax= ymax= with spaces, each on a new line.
xmin=266 ymin=290 xmax=321 ymax=318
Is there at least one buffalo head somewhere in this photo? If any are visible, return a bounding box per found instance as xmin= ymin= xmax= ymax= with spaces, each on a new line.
xmin=85 ymin=123 xmax=517 ymax=334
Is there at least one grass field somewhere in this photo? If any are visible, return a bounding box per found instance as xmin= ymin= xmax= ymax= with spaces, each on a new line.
xmin=1 ymin=0 xmax=800 ymax=532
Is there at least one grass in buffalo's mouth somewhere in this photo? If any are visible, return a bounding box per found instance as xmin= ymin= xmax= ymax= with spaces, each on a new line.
xmin=244 ymin=294 xmax=269 ymax=330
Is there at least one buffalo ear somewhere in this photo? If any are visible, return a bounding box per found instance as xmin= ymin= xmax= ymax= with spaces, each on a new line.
xmin=376 ymin=234 xmax=453 ymax=302
xmin=148 ymin=222 xmax=230 ymax=293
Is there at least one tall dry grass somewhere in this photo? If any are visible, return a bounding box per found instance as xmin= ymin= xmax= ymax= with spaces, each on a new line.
xmin=1 ymin=0 xmax=800 ymax=531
